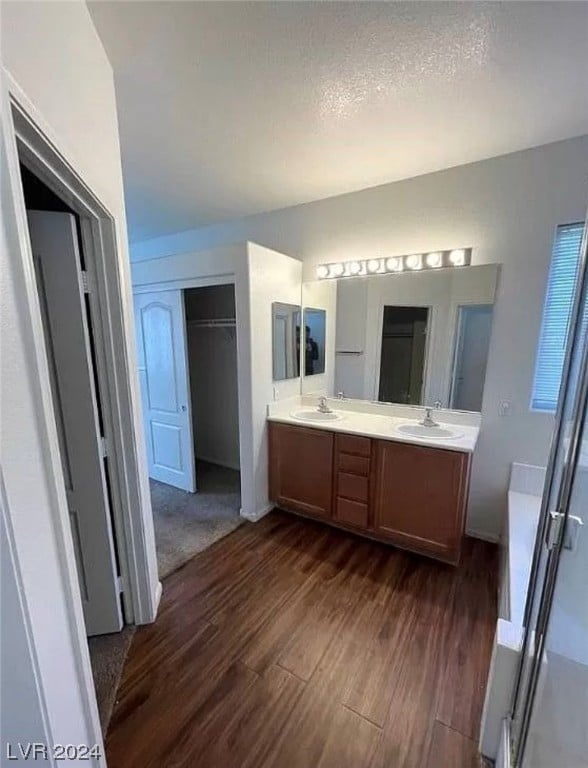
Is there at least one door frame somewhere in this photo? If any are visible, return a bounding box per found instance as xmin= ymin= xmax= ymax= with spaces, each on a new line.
xmin=3 ymin=74 xmax=159 ymax=740
xmin=133 ymin=277 xmax=243 ymax=504
xmin=373 ymin=302 xmax=433 ymax=405
xmin=448 ymin=302 xmax=494 ymax=410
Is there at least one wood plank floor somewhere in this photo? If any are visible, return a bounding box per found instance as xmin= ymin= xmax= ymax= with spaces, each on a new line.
xmin=107 ymin=511 xmax=497 ymax=768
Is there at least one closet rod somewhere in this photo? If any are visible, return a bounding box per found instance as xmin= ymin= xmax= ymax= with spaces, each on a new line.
xmin=188 ymin=318 xmax=236 ymax=328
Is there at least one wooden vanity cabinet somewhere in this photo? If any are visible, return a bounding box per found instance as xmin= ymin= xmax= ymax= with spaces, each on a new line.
xmin=268 ymin=422 xmax=471 ymax=565
xmin=268 ymin=422 xmax=334 ymax=519
xmin=373 ymin=439 xmax=470 ymax=565
xmin=333 ymin=434 xmax=373 ymax=530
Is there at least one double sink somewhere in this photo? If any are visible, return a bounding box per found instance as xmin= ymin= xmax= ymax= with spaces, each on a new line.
xmin=290 ymin=408 xmax=464 ymax=440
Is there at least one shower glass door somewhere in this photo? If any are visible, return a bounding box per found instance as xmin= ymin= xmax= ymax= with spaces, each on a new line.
xmin=510 ymin=220 xmax=588 ymax=767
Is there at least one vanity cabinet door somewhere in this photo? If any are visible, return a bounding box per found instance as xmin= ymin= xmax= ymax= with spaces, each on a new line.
xmin=269 ymin=423 xmax=334 ymax=519
xmin=373 ymin=440 xmax=470 ymax=564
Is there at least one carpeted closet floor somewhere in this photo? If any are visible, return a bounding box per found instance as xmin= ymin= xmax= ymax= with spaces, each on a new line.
xmin=88 ymin=460 xmax=242 ymax=733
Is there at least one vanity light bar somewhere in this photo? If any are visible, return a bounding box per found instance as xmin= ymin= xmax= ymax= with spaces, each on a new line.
xmin=316 ymin=248 xmax=472 ymax=280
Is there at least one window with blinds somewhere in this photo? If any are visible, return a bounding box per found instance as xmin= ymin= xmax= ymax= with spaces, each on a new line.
xmin=531 ymin=222 xmax=585 ymax=412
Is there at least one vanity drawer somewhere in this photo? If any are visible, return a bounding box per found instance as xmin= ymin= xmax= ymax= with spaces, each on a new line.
xmin=338 ymin=453 xmax=370 ymax=476
xmin=335 ymin=497 xmax=369 ymax=529
xmin=336 ymin=434 xmax=371 ymax=457
xmin=337 ymin=472 xmax=369 ymax=502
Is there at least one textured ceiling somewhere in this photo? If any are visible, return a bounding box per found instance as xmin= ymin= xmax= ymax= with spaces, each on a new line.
xmin=89 ymin=1 xmax=588 ymax=243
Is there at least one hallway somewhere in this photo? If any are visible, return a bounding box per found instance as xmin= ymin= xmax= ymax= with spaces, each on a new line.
xmin=106 ymin=512 xmax=497 ymax=768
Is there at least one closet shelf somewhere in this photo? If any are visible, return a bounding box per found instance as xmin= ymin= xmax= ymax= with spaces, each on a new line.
xmin=188 ymin=318 xmax=236 ymax=328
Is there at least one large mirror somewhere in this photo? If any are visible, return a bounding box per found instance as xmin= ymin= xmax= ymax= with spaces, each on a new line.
xmin=302 ymin=263 xmax=499 ymax=411
xmin=272 ymin=302 xmax=301 ymax=381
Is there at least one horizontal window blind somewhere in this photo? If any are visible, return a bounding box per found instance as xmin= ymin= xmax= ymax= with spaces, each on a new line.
xmin=531 ymin=222 xmax=585 ymax=412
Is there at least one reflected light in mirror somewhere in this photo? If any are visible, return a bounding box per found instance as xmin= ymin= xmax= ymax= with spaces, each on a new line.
xmin=449 ymin=249 xmax=466 ymax=266
xmin=386 ymin=256 xmax=403 ymax=272
xmin=426 ymin=251 xmax=442 ymax=268
xmin=316 ymin=264 xmax=329 ymax=279
xmin=406 ymin=254 xmax=423 ymax=270
xmin=367 ymin=258 xmax=381 ymax=274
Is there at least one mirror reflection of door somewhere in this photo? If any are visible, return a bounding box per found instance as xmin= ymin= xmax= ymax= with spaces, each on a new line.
xmin=378 ymin=306 xmax=429 ymax=404
xmin=450 ymin=304 xmax=494 ymax=411
xmin=302 ymin=308 xmax=326 ymax=376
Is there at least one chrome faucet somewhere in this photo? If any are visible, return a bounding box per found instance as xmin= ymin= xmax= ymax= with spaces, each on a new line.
xmin=318 ymin=396 xmax=332 ymax=414
xmin=337 ymin=391 xmax=345 ymax=400
xmin=420 ymin=406 xmax=439 ymax=428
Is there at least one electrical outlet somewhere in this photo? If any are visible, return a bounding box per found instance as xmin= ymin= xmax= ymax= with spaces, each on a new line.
xmin=499 ymin=400 xmax=512 ymax=416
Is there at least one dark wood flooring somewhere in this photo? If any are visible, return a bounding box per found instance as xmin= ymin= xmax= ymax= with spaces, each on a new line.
xmin=107 ymin=511 xmax=497 ymax=768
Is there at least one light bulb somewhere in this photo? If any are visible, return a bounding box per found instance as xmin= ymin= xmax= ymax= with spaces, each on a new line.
xmin=367 ymin=259 xmax=381 ymax=273
xmin=406 ymin=254 xmax=423 ymax=270
xmin=349 ymin=261 xmax=361 ymax=275
xmin=385 ymin=257 xmax=402 ymax=272
xmin=316 ymin=264 xmax=329 ymax=279
xmin=329 ymin=262 xmax=344 ymax=278
xmin=426 ymin=252 xmax=442 ymax=268
xmin=449 ymin=249 xmax=466 ymax=266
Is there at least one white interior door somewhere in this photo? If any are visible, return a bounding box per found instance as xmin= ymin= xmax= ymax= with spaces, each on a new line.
xmin=27 ymin=210 xmax=122 ymax=636
xmin=134 ymin=291 xmax=196 ymax=492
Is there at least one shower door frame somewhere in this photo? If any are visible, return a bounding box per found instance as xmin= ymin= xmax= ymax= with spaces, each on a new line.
xmin=508 ymin=215 xmax=588 ymax=766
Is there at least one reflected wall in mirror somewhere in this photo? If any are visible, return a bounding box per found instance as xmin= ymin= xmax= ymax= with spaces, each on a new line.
xmin=303 ymin=262 xmax=499 ymax=411
xmin=272 ymin=301 xmax=301 ymax=381
xmin=302 ymin=308 xmax=326 ymax=376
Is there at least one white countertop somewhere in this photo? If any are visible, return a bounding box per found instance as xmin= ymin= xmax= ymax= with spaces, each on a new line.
xmin=267 ymin=396 xmax=481 ymax=453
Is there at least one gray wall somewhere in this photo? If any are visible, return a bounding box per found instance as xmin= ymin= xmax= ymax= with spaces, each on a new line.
xmin=132 ymin=136 xmax=588 ymax=539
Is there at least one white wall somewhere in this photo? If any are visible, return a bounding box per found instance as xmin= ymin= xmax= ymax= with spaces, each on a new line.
xmin=132 ymin=137 xmax=588 ymax=538
xmin=1 ymin=0 xmax=157 ymax=757
xmin=247 ymin=243 xmax=303 ymax=513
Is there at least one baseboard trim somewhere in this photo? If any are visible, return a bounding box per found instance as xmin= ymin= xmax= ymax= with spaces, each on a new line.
xmin=467 ymin=527 xmax=500 ymax=544
xmin=196 ymin=454 xmax=240 ymax=472
xmin=154 ymin=580 xmax=163 ymax=614
xmin=240 ymin=504 xmax=273 ymax=523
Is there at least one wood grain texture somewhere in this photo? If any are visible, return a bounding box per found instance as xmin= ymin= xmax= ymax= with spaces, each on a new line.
xmin=269 ymin=422 xmax=334 ymax=518
xmin=426 ymin=721 xmax=487 ymax=768
xmin=106 ymin=511 xmax=497 ymax=768
xmin=373 ymin=439 xmax=471 ymax=564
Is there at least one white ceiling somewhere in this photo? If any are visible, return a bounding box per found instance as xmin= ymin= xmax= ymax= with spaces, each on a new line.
xmin=89 ymin=1 xmax=588 ymax=243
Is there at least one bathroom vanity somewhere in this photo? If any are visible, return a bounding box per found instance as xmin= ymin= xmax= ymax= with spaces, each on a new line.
xmin=268 ymin=399 xmax=479 ymax=565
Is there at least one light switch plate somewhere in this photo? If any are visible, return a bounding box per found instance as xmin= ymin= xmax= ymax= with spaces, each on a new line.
xmin=499 ymin=400 xmax=512 ymax=416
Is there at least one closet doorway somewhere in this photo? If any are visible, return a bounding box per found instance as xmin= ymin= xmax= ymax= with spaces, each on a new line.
xmin=134 ymin=283 xmax=242 ymax=579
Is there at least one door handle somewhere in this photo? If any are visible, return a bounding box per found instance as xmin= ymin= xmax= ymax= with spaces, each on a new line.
xmin=546 ymin=511 xmax=583 ymax=551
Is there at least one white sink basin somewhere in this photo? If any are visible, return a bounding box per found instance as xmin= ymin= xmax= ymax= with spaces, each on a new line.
xmin=395 ymin=423 xmax=463 ymax=440
xmin=291 ymin=409 xmax=342 ymax=422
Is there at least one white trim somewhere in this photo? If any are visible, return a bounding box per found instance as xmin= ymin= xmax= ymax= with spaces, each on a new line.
xmin=467 ymin=526 xmax=501 ymax=544
xmin=2 ymin=71 xmax=104 ymax=763
xmin=154 ymin=580 xmax=163 ymax=612
xmin=1 ymin=472 xmax=56 ymax=766
xmin=241 ymin=503 xmax=274 ymax=522
xmin=196 ymin=454 xmax=241 ymax=472
xmin=12 ymin=96 xmax=158 ymax=627
xmin=133 ymin=274 xmax=235 ymax=293
xmin=133 ymin=275 xmax=244 ymax=503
